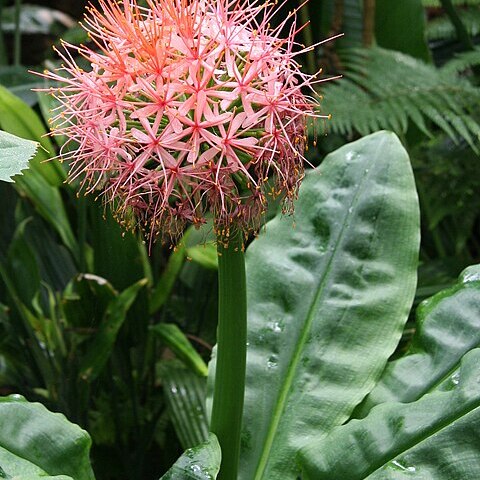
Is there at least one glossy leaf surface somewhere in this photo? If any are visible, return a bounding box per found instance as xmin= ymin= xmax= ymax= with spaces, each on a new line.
xmin=0 ymin=130 xmax=37 ymax=182
xmin=0 ymin=395 xmax=94 ymax=480
xmin=240 ymin=131 xmax=420 ymax=479
xmin=300 ymin=348 xmax=480 ymax=479
xmin=160 ymin=433 xmax=220 ymax=480
xmin=163 ymin=366 xmax=209 ymax=449
xmin=356 ymin=263 xmax=480 ymax=416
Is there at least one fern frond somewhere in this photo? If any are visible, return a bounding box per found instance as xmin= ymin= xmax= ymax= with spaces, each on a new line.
xmin=426 ymin=7 xmax=480 ymax=40
xmin=441 ymin=47 xmax=480 ymax=74
xmin=321 ymin=48 xmax=480 ymax=149
xmin=423 ymin=0 xmax=480 ymax=7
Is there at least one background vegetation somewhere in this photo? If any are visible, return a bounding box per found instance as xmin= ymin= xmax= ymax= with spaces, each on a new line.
xmin=0 ymin=0 xmax=479 ymax=478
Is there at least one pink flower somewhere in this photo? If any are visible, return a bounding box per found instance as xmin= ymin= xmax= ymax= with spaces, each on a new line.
xmin=39 ymin=0 xmax=334 ymax=242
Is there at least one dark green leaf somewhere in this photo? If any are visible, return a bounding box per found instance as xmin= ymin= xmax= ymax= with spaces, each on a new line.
xmin=150 ymin=244 xmax=186 ymax=315
xmin=376 ymin=0 xmax=431 ymax=62
xmin=79 ymin=278 xmax=147 ymax=382
xmin=0 ymin=395 xmax=94 ymax=480
xmin=4 ymin=219 xmax=41 ymax=305
xmin=14 ymin=172 xmax=78 ymax=259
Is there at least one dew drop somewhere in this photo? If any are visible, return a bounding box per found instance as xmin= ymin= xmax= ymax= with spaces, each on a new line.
xmin=392 ymin=460 xmax=416 ymax=472
xmin=267 ymin=355 xmax=278 ymax=369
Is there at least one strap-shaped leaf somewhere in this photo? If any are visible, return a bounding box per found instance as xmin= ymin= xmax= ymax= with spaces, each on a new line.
xmin=79 ymin=278 xmax=147 ymax=382
xmin=0 ymin=395 xmax=94 ymax=480
xmin=163 ymin=366 xmax=209 ymax=449
xmin=0 ymin=84 xmax=62 ymax=186
xmin=240 ymin=131 xmax=420 ymax=479
xmin=160 ymin=433 xmax=221 ymax=480
xmin=300 ymin=348 xmax=480 ymax=479
xmin=152 ymin=324 xmax=208 ymax=377
xmin=356 ymin=264 xmax=480 ymax=416
xmin=0 ymin=130 xmax=37 ymax=182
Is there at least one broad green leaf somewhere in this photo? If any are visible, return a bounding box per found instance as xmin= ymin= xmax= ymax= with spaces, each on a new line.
xmin=0 ymin=130 xmax=37 ymax=182
xmin=79 ymin=278 xmax=147 ymax=382
xmin=376 ymin=0 xmax=431 ymax=62
xmin=152 ymin=324 xmax=208 ymax=377
xmin=163 ymin=366 xmax=209 ymax=449
xmin=0 ymin=395 xmax=94 ymax=480
xmin=240 ymin=132 xmax=420 ymax=480
xmin=160 ymin=433 xmax=221 ymax=480
xmin=300 ymin=348 xmax=480 ymax=479
xmin=0 ymin=84 xmax=64 ymax=186
xmin=355 ymin=263 xmax=480 ymax=417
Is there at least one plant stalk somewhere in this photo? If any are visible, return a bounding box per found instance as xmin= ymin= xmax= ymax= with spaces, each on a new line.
xmin=440 ymin=0 xmax=475 ymax=51
xmin=211 ymin=231 xmax=247 ymax=480
xmin=363 ymin=0 xmax=376 ymax=47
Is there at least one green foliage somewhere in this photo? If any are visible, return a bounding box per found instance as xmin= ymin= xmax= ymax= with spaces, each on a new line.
xmin=426 ymin=7 xmax=480 ymax=41
xmin=322 ymin=48 xmax=480 ymax=149
xmin=411 ymin=134 xmax=480 ymax=257
xmin=160 ymin=433 xmax=220 ymax=480
xmin=0 ymin=130 xmax=37 ymax=182
xmin=152 ymin=324 xmax=208 ymax=377
xmin=0 ymin=395 xmax=94 ymax=480
xmin=79 ymin=279 xmax=147 ymax=382
xmin=355 ymin=264 xmax=480 ymax=415
xmin=422 ymin=0 xmax=480 ymax=6
xmin=301 ymin=349 xmax=480 ymax=479
xmin=376 ymin=0 xmax=431 ymax=61
xmin=0 ymin=83 xmax=62 ymax=185
xmin=162 ymin=366 xmax=209 ymax=449
xmin=441 ymin=47 xmax=480 ymax=75
xmin=237 ymin=132 xmax=420 ymax=479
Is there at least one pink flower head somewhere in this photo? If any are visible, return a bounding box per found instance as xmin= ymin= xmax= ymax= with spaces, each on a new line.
xmin=41 ymin=0 xmax=333 ymax=242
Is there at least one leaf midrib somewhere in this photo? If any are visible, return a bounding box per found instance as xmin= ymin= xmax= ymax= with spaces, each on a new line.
xmin=364 ymin=401 xmax=480 ymax=479
xmin=253 ymin=136 xmax=388 ymax=480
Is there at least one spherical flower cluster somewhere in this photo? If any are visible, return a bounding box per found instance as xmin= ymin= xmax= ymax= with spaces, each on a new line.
xmin=43 ymin=0 xmax=331 ymax=242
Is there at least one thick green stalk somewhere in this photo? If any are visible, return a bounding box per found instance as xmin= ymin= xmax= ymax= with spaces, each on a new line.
xmin=211 ymin=231 xmax=247 ymax=480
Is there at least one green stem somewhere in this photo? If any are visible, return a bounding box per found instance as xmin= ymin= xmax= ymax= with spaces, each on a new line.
xmin=14 ymin=0 xmax=22 ymax=66
xmin=210 ymin=231 xmax=247 ymax=480
xmin=298 ymin=1 xmax=316 ymax=75
xmin=440 ymin=0 xmax=475 ymax=51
